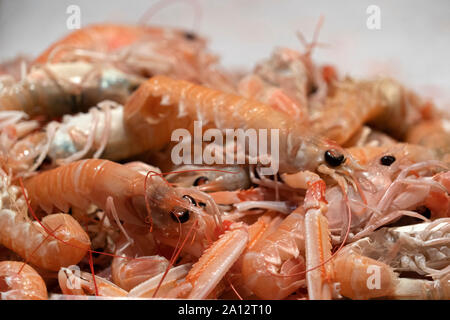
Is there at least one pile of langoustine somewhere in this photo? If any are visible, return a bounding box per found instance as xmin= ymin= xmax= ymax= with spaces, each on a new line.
xmin=0 ymin=23 xmax=449 ymax=300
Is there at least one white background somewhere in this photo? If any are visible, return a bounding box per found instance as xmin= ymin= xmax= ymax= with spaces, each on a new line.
xmin=0 ymin=0 xmax=449 ymax=108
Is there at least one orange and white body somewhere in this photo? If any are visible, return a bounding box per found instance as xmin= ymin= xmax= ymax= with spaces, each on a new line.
xmin=2 ymin=102 xmax=152 ymax=178
xmin=240 ymin=209 xmax=307 ymax=299
xmin=0 ymin=168 xmax=90 ymax=271
xmin=305 ymin=214 xmax=449 ymax=299
xmin=23 ymin=159 xmax=150 ymax=226
xmin=0 ymin=261 xmax=47 ymax=300
xmin=310 ymin=78 xmax=425 ymax=144
xmin=35 ymin=24 xmax=234 ymax=92
xmin=0 ymin=62 xmax=143 ymax=118
xmin=23 ymin=158 xmax=224 ymax=269
xmin=319 ymin=144 xmax=448 ymax=242
xmin=345 ymin=219 xmax=450 ymax=280
xmin=332 ymin=221 xmax=450 ymax=299
xmin=124 ymin=75 xmax=350 ymax=174
xmin=303 ymin=179 xmax=335 ymax=300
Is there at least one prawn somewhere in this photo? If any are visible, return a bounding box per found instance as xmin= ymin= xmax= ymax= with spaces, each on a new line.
xmin=3 ymin=102 xmax=151 ymax=178
xmin=123 ymin=75 xmax=355 ymax=175
xmin=321 ymin=144 xmax=448 ymax=243
xmin=0 ymin=261 xmax=48 ymax=300
xmin=239 ymin=176 xmax=334 ymax=300
xmin=0 ymin=168 xmax=90 ymax=271
xmin=23 ymin=159 xmax=224 ymax=272
xmin=346 ymin=219 xmax=450 ymax=279
xmin=34 ymin=23 xmax=235 ymax=92
xmin=330 ymin=220 xmax=450 ymax=299
xmin=311 ymin=78 xmax=432 ymax=144
xmin=0 ymin=62 xmax=143 ymax=118
xmin=23 ymin=159 xmax=151 ymax=227
xmin=240 ymin=207 xmax=307 ymax=299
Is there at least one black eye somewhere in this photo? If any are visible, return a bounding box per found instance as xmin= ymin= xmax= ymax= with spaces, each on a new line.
xmin=193 ymin=176 xmax=209 ymax=186
xmin=184 ymin=31 xmax=197 ymax=41
xmin=170 ymin=195 xmax=197 ymax=223
xmin=324 ymin=150 xmax=345 ymax=167
xmin=182 ymin=195 xmax=197 ymax=206
xmin=380 ymin=155 xmax=396 ymax=166
xmin=170 ymin=207 xmax=190 ymax=223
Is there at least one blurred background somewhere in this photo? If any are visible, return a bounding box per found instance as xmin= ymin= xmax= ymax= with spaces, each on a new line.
xmin=0 ymin=0 xmax=449 ymax=107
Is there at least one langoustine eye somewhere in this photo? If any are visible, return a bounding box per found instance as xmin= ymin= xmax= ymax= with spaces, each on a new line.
xmin=324 ymin=149 xmax=345 ymax=167
xmin=169 ymin=195 xmax=197 ymax=223
xmin=380 ymin=155 xmax=396 ymax=166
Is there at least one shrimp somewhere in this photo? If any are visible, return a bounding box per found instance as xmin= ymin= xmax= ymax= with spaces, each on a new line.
xmin=311 ymin=77 xmax=431 ymax=144
xmin=303 ymin=208 xmax=449 ymax=299
xmin=123 ymin=75 xmax=354 ymax=175
xmin=239 ymin=177 xmax=333 ymax=300
xmin=346 ymin=219 xmax=450 ymax=279
xmin=23 ymin=158 xmax=223 ymax=261
xmin=23 ymin=159 xmax=151 ymax=227
xmin=3 ymin=102 xmax=151 ymax=178
xmin=322 ymin=144 xmax=448 ymax=242
xmin=46 ymin=102 xmax=144 ymax=163
xmin=240 ymin=207 xmax=307 ymax=299
xmin=0 ymin=168 xmax=90 ymax=271
xmin=0 ymin=261 xmax=48 ymax=300
xmin=331 ymin=246 xmax=449 ymax=300
xmin=144 ymin=175 xmax=222 ymax=258
xmin=0 ymin=62 xmax=143 ymax=118
xmin=330 ymin=221 xmax=450 ymax=299
xmin=111 ymin=172 xmax=230 ymax=293
xmin=0 ymin=112 xmax=44 ymax=174
xmin=303 ymin=179 xmax=336 ymax=299
xmin=35 ymin=24 xmax=235 ymax=92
